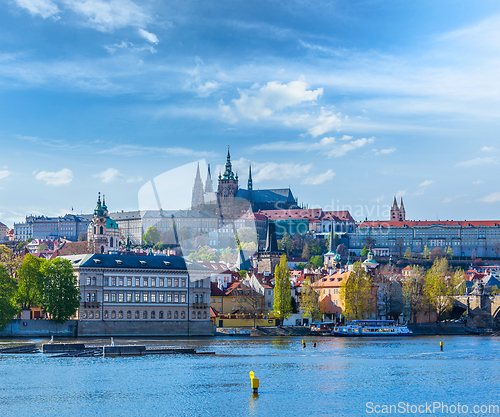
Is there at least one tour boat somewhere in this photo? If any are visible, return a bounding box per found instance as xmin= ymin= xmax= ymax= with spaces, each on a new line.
xmin=332 ymin=320 xmax=413 ymax=337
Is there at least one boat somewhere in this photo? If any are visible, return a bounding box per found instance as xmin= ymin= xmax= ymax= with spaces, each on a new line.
xmin=332 ymin=320 xmax=413 ymax=337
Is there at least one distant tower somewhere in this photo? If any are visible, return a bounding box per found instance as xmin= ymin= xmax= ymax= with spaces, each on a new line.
xmin=205 ymin=164 xmax=214 ymax=194
xmin=257 ymin=222 xmax=283 ymax=275
xmin=217 ymin=146 xmax=239 ymax=200
xmin=88 ymin=193 xmax=120 ymax=254
xmin=399 ymin=197 xmax=406 ymax=221
xmin=390 ymin=196 xmax=400 ymax=221
xmin=248 ymin=164 xmax=253 ymax=192
xmin=191 ymin=162 xmax=205 ymax=210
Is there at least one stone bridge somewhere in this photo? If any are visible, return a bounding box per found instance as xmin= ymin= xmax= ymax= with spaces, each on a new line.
xmin=454 ymin=295 xmax=500 ymax=329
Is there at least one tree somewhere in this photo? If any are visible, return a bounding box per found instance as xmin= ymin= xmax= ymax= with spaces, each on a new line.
xmin=154 ymin=242 xmax=165 ymax=251
xmin=403 ymin=247 xmax=412 ymax=260
xmin=143 ymin=226 xmax=161 ymax=246
xmin=78 ymin=233 xmax=87 ymax=242
xmin=339 ymin=261 xmax=373 ymax=320
xmin=445 ymin=246 xmax=454 ymax=260
xmin=0 ymin=245 xmax=22 ymax=278
xmin=424 ymin=258 xmax=453 ymax=321
xmin=336 ymin=244 xmax=348 ymax=258
xmin=280 ymin=232 xmax=293 ymax=256
xmin=394 ymin=237 xmax=404 ymax=257
xmin=237 ymin=282 xmax=264 ymax=327
xmin=296 ymin=262 xmax=305 ymax=270
xmin=471 ymin=249 xmax=477 ymax=261
xmin=374 ymin=271 xmax=404 ymax=321
xmin=0 ymin=265 xmax=19 ymax=330
xmin=402 ymin=265 xmax=425 ymax=323
xmin=309 ymin=255 xmax=324 ymax=269
xmin=301 ymin=243 xmax=311 ymax=260
xmin=38 ymin=243 xmax=49 ymax=251
xmin=364 ymin=236 xmax=375 ymax=249
xmin=300 ymin=277 xmax=323 ymax=321
xmin=16 ymin=254 xmax=46 ymax=308
xmin=39 ymin=258 xmax=81 ymax=324
xmin=360 ymin=246 xmax=369 ymax=257
xmin=422 ymin=245 xmax=430 ymax=259
xmin=494 ymin=242 xmax=500 ymax=260
xmin=273 ymin=254 xmax=293 ymax=322
xmin=430 ymin=247 xmax=445 ymax=261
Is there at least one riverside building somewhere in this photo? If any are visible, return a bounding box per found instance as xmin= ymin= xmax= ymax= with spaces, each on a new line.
xmin=63 ymin=253 xmax=213 ymax=336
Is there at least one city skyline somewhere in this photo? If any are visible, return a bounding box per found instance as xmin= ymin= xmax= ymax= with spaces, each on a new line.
xmin=1 ymin=0 xmax=500 ymax=227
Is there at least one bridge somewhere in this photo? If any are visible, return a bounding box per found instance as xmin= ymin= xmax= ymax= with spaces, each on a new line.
xmin=454 ymin=295 xmax=500 ymax=329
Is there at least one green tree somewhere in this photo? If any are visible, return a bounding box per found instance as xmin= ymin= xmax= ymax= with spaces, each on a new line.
xmin=402 ymin=265 xmax=425 ymax=323
xmin=16 ymin=254 xmax=46 ymax=308
xmin=309 ymin=255 xmax=324 ymax=269
xmin=280 ymin=232 xmax=293 ymax=256
xmin=360 ymin=246 xmax=369 ymax=257
xmin=422 ymin=245 xmax=430 ymax=259
xmin=273 ymin=254 xmax=293 ymax=322
xmin=296 ymin=262 xmax=306 ymax=270
xmin=446 ymin=246 xmax=454 ymax=259
xmin=424 ymin=258 xmax=453 ymax=321
xmin=301 ymin=243 xmax=311 ymax=260
xmin=236 ymin=227 xmax=258 ymax=250
xmin=0 ymin=245 xmax=22 ymax=278
xmin=39 ymin=258 xmax=81 ymax=324
xmin=339 ymin=261 xmax=373 ymax=320
xmin=300 ymin=277 xmax=323 ymax=321
xmin=38 ymin=243 xmax=49 ymax=251
xmin=143 ymin=226 xmax=161 ymax=246
xmin=0 ymin=265 xmax=19 ymax=330
xmin=403 ymin=247 xmax=412 ymax=260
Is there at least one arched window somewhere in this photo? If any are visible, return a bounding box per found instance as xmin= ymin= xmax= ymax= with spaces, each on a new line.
xmin=151 ymin=311 xmax=155 ymax=319
xmin=167 ymin=311 xmax=171 ymax=319
xmin=104 ymin=311 xmax=108 ymax=319
xmin=94 ymin=226 xmax=96 ymax=234
xmin=95 ymin=311 xmax=100 ymax=319
xmin=91 ymin=293 xmax=96 ymax=302
xmin=195 ymin=294 xmax=198 ymax=303
xmin=118 ymin=311 xmax=123 ymax=319
xmin=81 ymin=312 xmax=87 ymax=319
xmin=89 ymin=312 xmax=94 ymax=319
xmin=135 ymin=311 xmax=139 ymax=319
xmin=181 ymin=311 xmax=185 ymax=319
xmin=192 ymin=311 xmax=196 ymax=319
xmin=91 ymin=277 xmax=96 ymax=286
xmin=100 ymin=226 xmax=103 ymax=234
xmin=159 ymin=311 xmax=163 ymax=319
xmin=203 ymin=311 xmax=207 ymax=319
xmin=86 ymin=293 xmax=90 ymax=302
xmin=111 ymin=311 xmax=116 ymax=319
xmin=197 ymin=311 xmax=201 ymax=319
xmin=127 ymin=311 xmax=131 ymax=319
xmin=200 ymin=294 xmax=203 ymax=303
xmin=101 ymin=246 xmax=104 ymax=254
xmin=110 ymin=237 xmax=114 ymax=247
xmin=174 ymin=311 xmax=178 ymax=319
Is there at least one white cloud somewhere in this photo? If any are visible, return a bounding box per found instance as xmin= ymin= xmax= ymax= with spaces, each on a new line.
xmin=396 ymin=190 xmax=407 ymax=198
xmin=442 ymin=198 xmax=452 ymax=203
xmin=186 ymin=58 xmax=221 ymax=98
xmin=419 ymin=180 xmax=435 ymax=187
xmin=327 ymin=137 xmax=374 ymax=158
xmin=480 ymin=192 xmax=500 ymax=203
xmin=35 ymin=168 xmax=73 ymax=186
xmin=481 ymin=146 xmax=494 ymax=152
xmin=104 ymin=41 xmax=156 ymax=54
xmin=340 ymin=135 xmax=353 ymax=141
xmin=252 ymin=162 xmax=312 ymax=183
xmin=64 ymin=0 xmax=149 ymax=32
xmin=301 ymin=169 xmax=335 ymax=185
xmin=456 ymin=157 xmax=496 ymax=168
xmin=472 ymin=180 xmax=484 ymax=185
xmin=0 ymin=170 xmax=11 ymax=180
xmin=99 ymin=144 xmax=214 ymax=158
xmin=307 ymin=107 xmax=341 ymax=137
xmin=14 ymin=0 xmax=60 ymax=19
xmin=138 ymin=28 xmax=158 ymax=44
xmin=380 ymin=148 xmax=396 ymax=155
xmin=93 ymin=168 xmax=122 ymax=183
xmin=229 ymin=79 xmax=323 ymax=121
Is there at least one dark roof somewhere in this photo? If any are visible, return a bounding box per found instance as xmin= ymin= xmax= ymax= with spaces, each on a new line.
xmin=236 ymin=188 xmax=295 ymax=204
xmin=62 ymin=253 xmax=209 ymax=272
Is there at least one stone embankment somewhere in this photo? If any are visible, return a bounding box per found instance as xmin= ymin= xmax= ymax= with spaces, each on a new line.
xmin=408 ymin=322 xmax=467 ymax=335
xmin=216 ymin=326 xmax=314 ymax=336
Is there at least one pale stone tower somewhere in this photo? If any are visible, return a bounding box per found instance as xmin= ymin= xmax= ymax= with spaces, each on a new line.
xmin=88 ymin=193 xmax=120 ymax=254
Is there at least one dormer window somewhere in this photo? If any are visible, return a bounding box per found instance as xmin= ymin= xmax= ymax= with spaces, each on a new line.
xmin=163 ymin=261 xmax=171 ymax=266
xmin=94 ymin=259 xmax=101 ymax=264
xmin=139 ymin=260 xmax=147 ymax=265
xmin=115 ymin=260 xmax=123 ymax=265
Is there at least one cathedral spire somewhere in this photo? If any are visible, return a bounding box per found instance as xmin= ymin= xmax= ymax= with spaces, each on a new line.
xmin=248 ymin=165 xmax=253 ymax=191
xmin=222 ymin=145 xmax=235 ymax=180
xmin=205 ymin=164 xmax=214 ymax=193
xmin=191 ymin=162 xmax=205 ymax=210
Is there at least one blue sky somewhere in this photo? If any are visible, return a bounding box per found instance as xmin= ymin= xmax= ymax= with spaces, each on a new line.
xmin=1 ymin=0 xmax=500 ymax=227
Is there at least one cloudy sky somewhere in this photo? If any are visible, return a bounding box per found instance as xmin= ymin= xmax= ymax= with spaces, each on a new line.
xmin=1 ymin=0 xmax=500 ymax=227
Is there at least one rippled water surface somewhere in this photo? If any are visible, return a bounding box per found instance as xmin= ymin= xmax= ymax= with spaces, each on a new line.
xmin=1 ymin=336 xmax=500 ymax=417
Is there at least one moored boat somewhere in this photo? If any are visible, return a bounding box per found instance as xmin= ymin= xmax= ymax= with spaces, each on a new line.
xmin=332 ymin=320 xmax=412 ymax=337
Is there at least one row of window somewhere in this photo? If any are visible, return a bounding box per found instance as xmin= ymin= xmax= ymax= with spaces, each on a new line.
xmin=100 ymin=291 xmax=189 ymax=303
xmin=100 ymin=277 xmax=189 ymax=288
xmin=81 ymin=310 xmax=208 ymax=320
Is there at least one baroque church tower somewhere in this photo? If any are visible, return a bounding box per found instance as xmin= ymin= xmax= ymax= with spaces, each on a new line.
xmin=87 ymin=193 xmax=120 ymax=254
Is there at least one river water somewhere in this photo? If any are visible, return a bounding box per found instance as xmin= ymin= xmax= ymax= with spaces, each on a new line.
xmin=1 ymin=335 xmax=500 ymax=417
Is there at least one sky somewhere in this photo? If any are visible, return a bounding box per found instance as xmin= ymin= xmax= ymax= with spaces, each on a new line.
xmin=1 ymin=0 xmax=500 ymax=227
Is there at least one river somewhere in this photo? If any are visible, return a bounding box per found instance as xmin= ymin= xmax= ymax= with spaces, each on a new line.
xmin=1 ymin=335 xmax=500 ymax=417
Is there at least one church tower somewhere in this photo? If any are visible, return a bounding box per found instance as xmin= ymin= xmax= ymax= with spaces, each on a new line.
xmin=247 ymin=164 xmax=253 ymax=192
xmin=390 ymin=196 xmax=400 ymax=221
xmin=88 ymin=193 xmax=120 ymax=254
xmin=399 ymin=198 xmax=406 ymax=221
xmin=217 ymin=146 xmax=239 ymax=200
xmin=191 ymin=162 xmax=205 ymax=210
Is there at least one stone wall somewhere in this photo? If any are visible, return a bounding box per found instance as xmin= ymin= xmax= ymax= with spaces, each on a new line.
xmin=77 ymin=320 xmax=214 ymax=337
xmin=0 ymin=319 xmax=78 ymax=338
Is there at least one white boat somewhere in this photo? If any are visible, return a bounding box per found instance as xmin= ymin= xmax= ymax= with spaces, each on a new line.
xmin=332 ymin=320 xmax=412 ymax=337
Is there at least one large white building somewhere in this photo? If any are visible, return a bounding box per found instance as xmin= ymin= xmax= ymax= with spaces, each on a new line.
xmin=63 ymin=253 xmax=213 ymax=336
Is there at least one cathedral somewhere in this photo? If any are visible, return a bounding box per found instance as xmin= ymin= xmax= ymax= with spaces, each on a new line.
xmin=390 ymin=196 xmax=406 ymax=222
xmin=191 ymin=147 xmax=298 ymax=215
